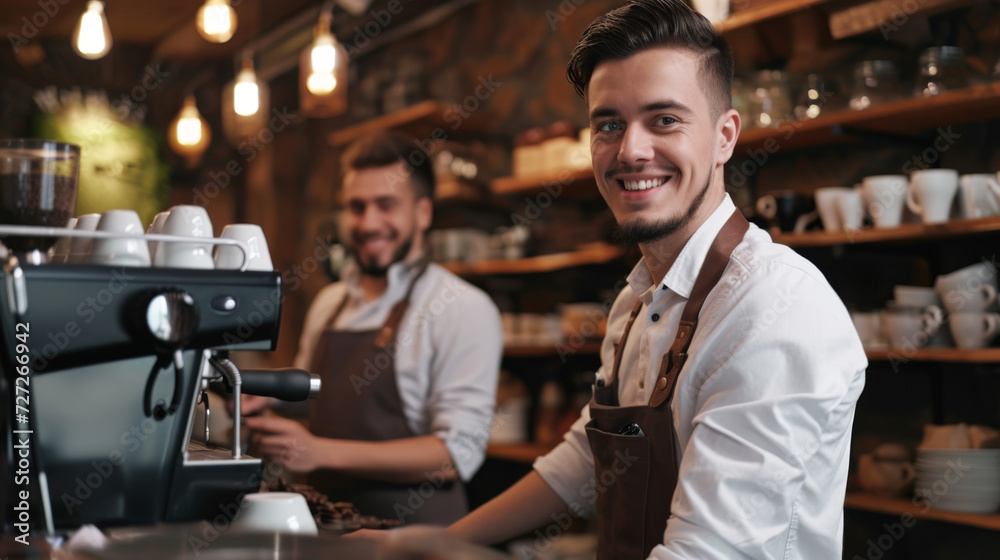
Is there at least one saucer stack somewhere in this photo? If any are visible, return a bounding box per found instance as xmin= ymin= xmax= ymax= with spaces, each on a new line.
xmin=914 ymin=449 xmax=1000 ymax=513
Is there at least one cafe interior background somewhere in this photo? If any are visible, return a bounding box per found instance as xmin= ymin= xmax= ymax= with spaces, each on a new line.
xmin=2 ymin=0 xmax=1000 ymax=557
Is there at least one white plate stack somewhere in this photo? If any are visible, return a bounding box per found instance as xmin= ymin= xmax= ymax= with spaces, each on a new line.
xmin=915 ymin=449 xmax=1000 ymax=513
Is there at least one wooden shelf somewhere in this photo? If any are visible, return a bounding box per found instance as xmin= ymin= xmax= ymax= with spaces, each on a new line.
xmin=735 ymin=83 xmax=1000 ymax=153
xmin=866 ymin=348 xmax=1000 ymax=364
xmin=504 ymin=341 xmax=602 ymax=357
xmin=490 ymin=168 xmax=596 ymax=196
xmin=327 ymin=100 xmax=493 ymax=147
xmin=486 ymin=442 xmax=557 ymax=463
xmin=845 ymin=492 xmax=1000 ymax=531
xmin=440 ymin=243 xmax=625 ymax=276
xmin=715 ymin=0 xmax=838 ymax=34
xmin=772 ymin=216 xmax=1000 ymax=248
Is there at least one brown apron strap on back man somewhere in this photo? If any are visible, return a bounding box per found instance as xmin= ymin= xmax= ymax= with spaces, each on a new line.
xmin=649 ymin=211 xmax=749 ymax=408
xmin=374 ymin=258 xmax=430 ymax=348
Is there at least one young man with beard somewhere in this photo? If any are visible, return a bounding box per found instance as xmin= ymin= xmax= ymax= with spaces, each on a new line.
xmin=435 ymin=1 xmax=867 ymax=557
xmin=243 ymin=131 xmax=503 ymax=526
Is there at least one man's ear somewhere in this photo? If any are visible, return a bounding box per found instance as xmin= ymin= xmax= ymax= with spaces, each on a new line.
xmin=716 ymin=108 xmax=741 ymax=166
xmin=416 ymin=195 xmax=433 ymax=232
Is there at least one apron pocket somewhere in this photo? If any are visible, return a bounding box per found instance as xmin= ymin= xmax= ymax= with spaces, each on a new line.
xmin=586 ymin=422 xmax=651 ymax=560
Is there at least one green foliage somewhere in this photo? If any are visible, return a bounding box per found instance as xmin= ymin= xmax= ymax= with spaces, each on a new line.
xmin=32 ymin=101 xmax=169 ymax=227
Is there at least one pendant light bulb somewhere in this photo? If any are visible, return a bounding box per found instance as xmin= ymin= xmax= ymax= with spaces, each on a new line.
xmin=299 ymin=10 xmax=348 ymax=118
xmin=197 ymin=0 xmax=238 ymax=43
xmin=233 ymin=58 xmax=260 ymax=117
xmin=307 ymin=31 xmax=338 ymax=95
xmin=72 ymin=0 xmax=113 ymax=60
xmin=168 ymin=95 xmax=211 ymax=167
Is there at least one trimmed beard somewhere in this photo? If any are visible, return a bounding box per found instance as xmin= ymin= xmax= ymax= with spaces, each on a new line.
xmin=350 ymin=231 xmax=415 ymax=278
xmin=612 ymin=168 xmax=713 ymax=246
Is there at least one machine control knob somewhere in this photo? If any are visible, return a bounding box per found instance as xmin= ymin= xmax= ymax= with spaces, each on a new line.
xmin=146 ymin=291 xmax=199 ymax=344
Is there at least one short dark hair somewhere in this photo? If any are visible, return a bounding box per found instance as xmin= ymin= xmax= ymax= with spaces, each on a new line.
xmin=567 ymin=0 xmax=733 ymax=119
xmin=341 ymin=130 xmax=435 ymax=200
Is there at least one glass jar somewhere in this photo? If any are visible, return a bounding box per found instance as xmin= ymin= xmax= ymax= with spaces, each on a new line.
xmin=849 ymin=60 xmax=902 ymax=110
xmin=916 ymin=46 xmax=967 ymax=97
xmin=749 ymin=70 xmax=793 ymax=128
xmin=793 ymin=73 xmax=840 ymax=120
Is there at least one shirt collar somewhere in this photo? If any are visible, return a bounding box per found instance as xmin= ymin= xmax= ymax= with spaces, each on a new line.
xmin=342 ymin=253 xmax=427 ymax=301
xmin=626 ymin=194 xmax=737 ymax=303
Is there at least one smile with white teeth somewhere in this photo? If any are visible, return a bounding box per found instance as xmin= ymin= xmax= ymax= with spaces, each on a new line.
xmin=621 ymin=177 xmax=667 ymax=191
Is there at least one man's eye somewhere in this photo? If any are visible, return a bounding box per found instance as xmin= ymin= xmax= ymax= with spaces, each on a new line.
xmin=655 ymin=116 xmax=677 ymax=126
xmin=596 ymin=121 xmax=622 ymax=133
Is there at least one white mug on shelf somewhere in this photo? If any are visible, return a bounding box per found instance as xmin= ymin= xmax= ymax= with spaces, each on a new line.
xmin=862 ymin=175 xmax=907 ymax=228
xmin=906 ymin=169 xmax=959 ymax=224
xmin=949 ymin=312 xmax=1000 ymax=349
xmin=957 ymin=174 xmax=1000 ymax=219
xmin=934 ymin=262 xmax=998 ymax=313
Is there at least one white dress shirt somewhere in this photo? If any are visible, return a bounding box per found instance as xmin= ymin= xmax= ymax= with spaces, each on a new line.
xmin=295 ymin=256 xmax=503 ymax=481
xmin=534 ymin=195 xmax=868 ymax=559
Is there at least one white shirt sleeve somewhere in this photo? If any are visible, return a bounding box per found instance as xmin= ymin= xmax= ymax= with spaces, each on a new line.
xmin=422 ymin=284 xmax=504 ymax=482
xmin=651 ymin=268 xmax=867 ymax=559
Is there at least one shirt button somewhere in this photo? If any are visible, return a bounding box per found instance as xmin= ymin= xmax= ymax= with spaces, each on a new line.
xmin=639 ymin=378 xmax=645 ymax=389
xmin=651 ymin=313 xmax=660 ymax=322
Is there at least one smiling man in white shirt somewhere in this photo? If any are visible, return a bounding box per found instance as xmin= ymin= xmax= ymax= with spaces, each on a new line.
xmin=243 ymin=131 xmax=503 ymax=526
xmin=443 ymin=1 xmax=868 ymax=557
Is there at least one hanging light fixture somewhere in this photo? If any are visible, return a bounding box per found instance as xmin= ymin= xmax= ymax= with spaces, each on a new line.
xmin=299 ymin=5 xmax=349 ymax=118
xmin=72 ymin=0 xmax=113 ymax=60
xmin=196 ymin=0 xmax=238 ymax=43
xmin=222 ymin=54 xmax=270 ymax=145
xmin=168 ymin=95 xmax=211 ymax=167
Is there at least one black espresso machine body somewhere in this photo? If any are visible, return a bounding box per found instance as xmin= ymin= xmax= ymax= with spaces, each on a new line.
xmin=0 ymin=262 xmax=282 ymax=532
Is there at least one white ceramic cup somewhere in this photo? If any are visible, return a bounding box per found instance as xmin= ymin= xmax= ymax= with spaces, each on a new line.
xmin=957 ymin=174 xmax=1000 ymax=219
xmin=934 ymin=262 xmax=998 ymax=313
xmin=907 ymin=169 xmax=959 ymax=224
xmin=49 ymin=217 xmax=77 ymax=264
xmin=67 ymin=213 xmax=102 ymax=264
xmin=154 ymin=205 xmax=214 ymax=269
xmin=146 ymin=210 xmax=171 ymax=258
xmin=862 ymin=175 xmax=908 ymax=228
xmin=894 ymin=285 xmax=940 ymax=308
xmin=949 ymin=312 xmax=1000 ymax=349
xmin=232 ymin=492 xmax=318 ymax=535
xmin=90 ymin=209 xmax=151 ymax=266
xmin=880 ymin=305 xmax=942 ymax=350
xmin=850 ymin=310 xmax=883 ymax=348
xmin=815 ymin=187 xmax=851 ymax=232
xmin=838 ymin=188 xmax=864 ymax=231
xmin=214 ymin=224 xmax=273 ymax=271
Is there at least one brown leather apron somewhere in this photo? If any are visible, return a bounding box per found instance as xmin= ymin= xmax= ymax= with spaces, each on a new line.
xmin=307 ymin=261 xmax=467 ymax=525
xmin=585 ymin=210 xmax=749 ymax=559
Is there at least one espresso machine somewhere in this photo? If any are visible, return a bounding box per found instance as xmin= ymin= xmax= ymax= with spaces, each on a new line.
xmin=0 ymin=140 xmax=320 ymax=535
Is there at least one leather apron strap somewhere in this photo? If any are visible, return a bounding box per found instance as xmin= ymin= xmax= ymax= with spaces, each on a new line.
xmin=306 ymin=258 xmax=466 ymax=525
xmin=585 ymin=209 xmax=749 ymax=559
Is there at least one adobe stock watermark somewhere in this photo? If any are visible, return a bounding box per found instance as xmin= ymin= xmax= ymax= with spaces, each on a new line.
xmin=727 ymin=84 xmax=837 ymax=188
xmin=7 ymin=0 xmax=72 ymax=53
xmin=517 ymin=449 xmax=639 ymax=559
xmin=31 ymin=268 xmax=136 ymax=373
xmin=387 ymin=410 xmax=501 ymax=522
xmin=187 ymin=454 xmax=297 ymax=554
xmin=58 ymin=415 xmax=159 ymax=516
xmin=190 ymin=107 xmax=297 ymax=208
xmin=545 ymin=0 xmax=587 ymax=30
xmin=852 ymin=457 xmax=971 ymax=559
xmin=877 ymin=0 xmax=933 ymax=40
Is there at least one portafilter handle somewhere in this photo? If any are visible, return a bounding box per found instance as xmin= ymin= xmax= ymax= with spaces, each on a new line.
xmin=224 ymin=368 xmax=322 ymax=401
